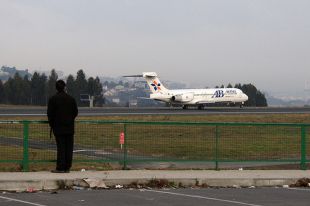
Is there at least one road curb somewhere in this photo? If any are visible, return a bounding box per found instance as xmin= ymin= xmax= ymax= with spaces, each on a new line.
xmin=0 ymin=178 xmax=300 ymax=191
xmin=1 ymin=170 xmax=308 ymax=191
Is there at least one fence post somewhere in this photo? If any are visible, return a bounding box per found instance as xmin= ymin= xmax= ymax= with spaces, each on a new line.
xmin=215 ymin=125 xmax=220 ymax=170
xmin=22 ymin=121 xmax=29 ymax=172
xmin=123 ymin=124 xmax=128 ymax=170
xmin=300 ymin=126 xmax=307 ymax=170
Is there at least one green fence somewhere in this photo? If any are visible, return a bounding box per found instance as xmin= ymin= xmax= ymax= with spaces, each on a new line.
xmin=0 ymin=120 xmax=309 ymax=171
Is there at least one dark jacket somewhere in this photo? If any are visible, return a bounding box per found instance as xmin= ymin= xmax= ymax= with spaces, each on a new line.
xmin=47 ymin=91 xmax=78 ymax=136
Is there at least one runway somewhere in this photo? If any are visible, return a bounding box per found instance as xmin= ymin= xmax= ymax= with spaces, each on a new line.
xmin=0 ymin=106 xmax=310 ymax=116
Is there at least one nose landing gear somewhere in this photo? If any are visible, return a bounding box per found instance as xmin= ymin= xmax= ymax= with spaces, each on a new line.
xmin=240 ymin=102 xmax=244 ymax=108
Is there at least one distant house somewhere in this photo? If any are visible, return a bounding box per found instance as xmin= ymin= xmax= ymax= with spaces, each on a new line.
xmin=134 ymin=81 xmax=148 ymax=89
xmin=104 ymin=89 xmax=117 ymax=96
xmin=129 ymin=99 xmax=138 ymax=107
xmin=102 ymin=85 xmax=108 ymax=91
xmin=0 ymin=66 xmax=32 ymax=81
xmin=115 ymin=85 xmax=125 ymax=91
xmin=112 ymin=98 xmax=120 ymax=104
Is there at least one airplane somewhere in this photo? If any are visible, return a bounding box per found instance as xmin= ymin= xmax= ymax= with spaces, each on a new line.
xmin=124 ymin=72 xmax=248 ymax=109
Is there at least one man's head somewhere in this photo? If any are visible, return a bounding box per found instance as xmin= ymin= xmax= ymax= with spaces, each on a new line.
xmin=56 ymin=80 xmax=66 ymax=92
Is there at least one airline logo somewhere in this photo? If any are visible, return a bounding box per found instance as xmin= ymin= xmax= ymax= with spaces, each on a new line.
xmin=212 ymin=90 xmax=224 ymax=98
xmin=151 ymin=80 xmax=161 ymax=91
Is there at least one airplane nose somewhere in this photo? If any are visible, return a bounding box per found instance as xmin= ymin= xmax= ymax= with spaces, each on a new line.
xmin=243 ymin=93 xmax=248 ymax=101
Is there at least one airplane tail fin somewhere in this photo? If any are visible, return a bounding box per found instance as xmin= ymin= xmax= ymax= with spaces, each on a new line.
xmin=123 ymin=72 xmax=168 ymax=94
xmin=142 ymin=72 xmax=168 ymax=94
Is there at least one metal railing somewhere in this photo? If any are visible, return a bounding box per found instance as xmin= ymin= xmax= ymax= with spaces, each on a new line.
xmin=0 ymin=120 xmax=309 ymax=171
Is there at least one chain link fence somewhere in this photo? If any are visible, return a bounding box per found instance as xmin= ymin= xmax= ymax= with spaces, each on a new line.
xmin=0 ymin=120 xmax=309 ymax=171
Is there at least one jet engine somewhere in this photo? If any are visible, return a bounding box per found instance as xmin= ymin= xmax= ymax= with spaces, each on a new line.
xmin=171 ymin=93 xmax=194 ymax=102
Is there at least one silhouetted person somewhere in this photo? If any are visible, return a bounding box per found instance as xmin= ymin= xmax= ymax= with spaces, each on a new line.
xmin=47 ymin=80 xmax=78 ymax=173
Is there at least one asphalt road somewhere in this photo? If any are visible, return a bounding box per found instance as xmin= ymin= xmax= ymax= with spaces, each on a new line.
xmin=0 ymin=188 xmax=309 ymax=206
xmin=0 ymin=106 xmax=310 ymax=116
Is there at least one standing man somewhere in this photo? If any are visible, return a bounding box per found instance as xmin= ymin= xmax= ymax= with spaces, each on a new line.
xmin=47 ymin=80 xmax=78 ymax=173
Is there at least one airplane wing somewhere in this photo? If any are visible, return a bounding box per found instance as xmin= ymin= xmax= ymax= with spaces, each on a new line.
xmin=195 ymin=100 xmax=216 ymax=104
xmin=123 ymin=75 xmax=143 ymax=77
xmin=137 ymin=97 xmax=152 ymax=100
xmin=196 ymin=100 xmax=234 ymax=104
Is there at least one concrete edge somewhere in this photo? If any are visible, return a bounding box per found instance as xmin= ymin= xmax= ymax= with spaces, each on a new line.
xmin=0 ymin=178 xmax=299 ymax=192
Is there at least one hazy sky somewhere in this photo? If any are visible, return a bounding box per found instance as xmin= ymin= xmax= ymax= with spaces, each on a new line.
xmin=1 ymin=0 xmax=310 ymax=96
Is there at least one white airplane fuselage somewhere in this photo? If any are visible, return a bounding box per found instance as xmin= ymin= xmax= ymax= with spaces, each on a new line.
xmin=150 ymin=88 xmax=248 ymax=105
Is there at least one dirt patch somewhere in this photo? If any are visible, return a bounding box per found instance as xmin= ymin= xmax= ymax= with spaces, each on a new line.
xmin=290 ymin=178 xmax=310 ymax=187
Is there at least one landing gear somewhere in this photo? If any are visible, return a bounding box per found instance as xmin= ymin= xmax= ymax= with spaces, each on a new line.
xmin=240 ymin=102 xmax=244 ymax=108
xmin=182 ymin=105 xmax=188 ymax=109
xmin=198 ymin=105 xmax=204 ymax=110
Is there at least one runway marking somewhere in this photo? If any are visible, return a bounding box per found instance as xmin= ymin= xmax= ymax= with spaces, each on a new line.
xmin=0 ymin=196 xmax=47 ymax=206
xmin=73 ymin=149 xmax=112 ymax=155
xmin=73 ymin=149 xmax=88 ymax=152
xmin=0 ymin=114 xmax=44 ymax=116
xmin=145 ymin=189 xmax=264 ymax=206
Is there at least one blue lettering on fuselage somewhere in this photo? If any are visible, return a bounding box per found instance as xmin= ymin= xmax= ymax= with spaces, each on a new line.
xmin=212 ymin=90 xmax=224 ymax=98
xmin=226 ymin=90 xmax=237 ymax=95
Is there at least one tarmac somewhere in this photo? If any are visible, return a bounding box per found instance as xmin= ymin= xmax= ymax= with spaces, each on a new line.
xmin=0 ymin=170 xmax=309 ymax=191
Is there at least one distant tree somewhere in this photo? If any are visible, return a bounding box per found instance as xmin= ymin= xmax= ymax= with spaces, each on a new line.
xmin=227 ymin=83 xmax=233 ymax=88
xmin=94 ymin=77 xmax=103 ymax=95
xmin=87 ymin=76 xmax=103 ymax=106
xmin=47 ymin=69 xmax=58 ymax=98
xmin=94 ymin=77 xmax=103 ymax=105
xmin=30 ymin=72 xmax=40 ymax=105
xmin=124 ymin=82 xmax=129 ymax=88
xmin=256 ymin=90 xmax=268 ymax=107
xmin=39 ymin=73 xmax=48 ymax=105
xmin=234 ymin=83 xmax=242 ymax=89
xmin=220 ymin=84 xmax=225 ymax=88
xmin=3 ymin=78 xmax=13 ymax=104
xmin=22 ymin=75 xmax=31 ymax=105
xmin=31 ymin=72 xmax=47 ymax=105
xmin=241 ymin=84 xmax=257 ymax=106
xmin=66 ymin=75 xmax=76 ymax=98
xmin=75 ymin=70 xmax=88 ymax=106
xmin=87 ymin=77 xmax=96 ymax=96
xmin=3 ymin=78 xmax=12 ymax=104
xmin=0 ymin=80 xmax=4 ymax=103
xmin=103 ymin=81 xmax=109 ymax=87
xmin=11 ymin=74 xmax=22 ymax=104
xmin=3 ymin=73 xmax=30 ymax=105
xmin=0 ymin=69 xmax=105 ymax=106
xmin=239 ymin=84 xmax=267 ymax=107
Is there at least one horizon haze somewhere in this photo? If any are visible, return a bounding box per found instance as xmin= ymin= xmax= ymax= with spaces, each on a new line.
xmin=1 ymin=0 xmax=309 ymax=98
